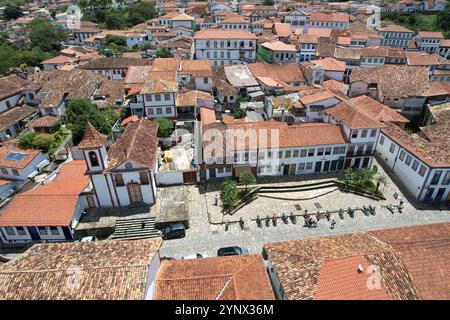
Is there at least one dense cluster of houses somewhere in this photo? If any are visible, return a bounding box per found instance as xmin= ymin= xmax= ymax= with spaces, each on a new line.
xmin=0 ymin=0 xmax=448 ymax=243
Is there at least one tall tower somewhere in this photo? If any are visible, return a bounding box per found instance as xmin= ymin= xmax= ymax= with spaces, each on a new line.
xmin=78 ymin=122 xmax=116 ymax=207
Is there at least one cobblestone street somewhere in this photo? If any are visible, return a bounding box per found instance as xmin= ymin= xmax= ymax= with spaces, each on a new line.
xmin=160 ymin=160 xmax=450 ymax=258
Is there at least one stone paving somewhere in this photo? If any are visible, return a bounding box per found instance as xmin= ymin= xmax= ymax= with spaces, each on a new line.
xmin=161 ymin=159 xmax=450 ymax=258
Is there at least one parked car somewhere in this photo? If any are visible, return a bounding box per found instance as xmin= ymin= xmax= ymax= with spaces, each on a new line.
xmin=162 ymin=223 xmax=186 ymax=240
xmin=217 ymin=246 xmax=248 ymax=257
xmin=182 ymin=253 xmax=207 ymax=260
xmin=80 ymin=236 xmax=97 ymax=242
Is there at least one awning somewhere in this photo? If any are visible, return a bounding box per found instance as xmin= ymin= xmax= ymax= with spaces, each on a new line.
xmin=36 ymin=159 xmax=50 ymax=171
xmin=28 ymin=170 xmax=39 ymax=179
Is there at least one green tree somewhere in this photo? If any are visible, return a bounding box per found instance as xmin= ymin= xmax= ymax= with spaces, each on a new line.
xmin=129 ymin=12 xmax=145 ymax=26
xmin=129 ymin=1 xmax=156 ymax=21
xmin=66 ymin=99 xmax=118 ymax=145
xmin=220 ymin=179 xmax=238 ymax=211
xmin=3 ymin=4 xmax=23 ymax=20
xmin=153 ymin=118 xmax=173 ymax=138
xmin=343 ymin=168 xmax=356 ymax=185
xmin=239 ymin=172 xmax=256 ymax=192
xmin=263 ymin=0 xmax=274 ymax=5
xmin=104 ymin=9 xmax=128 ymax=29
xmin=29 ymin=18 xmax=67 ymax=52
xmin=18 ymin=132 xmax=37 ymax=149
xmin=155 ymin=47 xmax=173 ymax=58
xmin=435 ymin=4 xmax=450 ymax=32
xmin=408 ymin=13 xmax=419 ymax=26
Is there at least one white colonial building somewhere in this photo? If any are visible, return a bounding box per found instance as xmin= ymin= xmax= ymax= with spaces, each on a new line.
xmin=376 ymin=122 xmax=450 ymax=203
xmin=78 ymin=120 xmax=158 ymax=208
xmin=200 ymin=120 xmax=348 ymax=180
xmin=378 ymin=25 xmax=414 ymax=50
xmin=193 ymin=29 xmax=257 ymax=66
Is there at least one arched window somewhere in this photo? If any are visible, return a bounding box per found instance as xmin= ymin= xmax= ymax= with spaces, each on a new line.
xmin=88 ymin=151 xmax=99 ymax=167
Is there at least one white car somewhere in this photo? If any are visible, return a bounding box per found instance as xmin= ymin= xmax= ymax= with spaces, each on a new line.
xmin=182 ymin=253 xmax=208 ymax=260
xmin=80 ymin=236 xmax=97 ymax=242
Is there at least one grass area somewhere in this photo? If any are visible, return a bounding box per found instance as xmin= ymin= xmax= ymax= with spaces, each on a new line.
xmin=381 ymin=12 xmax=446 ymax=35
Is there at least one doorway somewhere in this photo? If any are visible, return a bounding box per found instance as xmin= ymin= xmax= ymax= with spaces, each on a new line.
xmin=435 ymin=188 xmax=446 ymax=203
xmin=315 ymin=161 xmax=322 ymax=173
xmin=87 ymin=196 xmax=96 ymax=208
xmin=127 ymin=183 xmax=143 ymax=204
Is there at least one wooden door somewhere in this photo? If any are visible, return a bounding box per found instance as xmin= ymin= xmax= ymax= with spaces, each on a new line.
xmin=128 ymin=183 xmax=143 ymax=204
xmin=289 ymin=164 xmax=296 ymax=175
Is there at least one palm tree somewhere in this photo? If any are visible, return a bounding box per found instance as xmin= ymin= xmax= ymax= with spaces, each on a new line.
xmin=239 ymin=172 xmax=256 ymax=192
xmin=356 ymin=168 xmax=376 ymax=187
xmin=343 ymin=168 xmax=356 ymax=185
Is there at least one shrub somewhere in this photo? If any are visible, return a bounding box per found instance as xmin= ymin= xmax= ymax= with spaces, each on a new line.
xmin=153 ymin=118 xmax=173 ymax=138
xmin=32 ymin=134 xmax=55 ymax=152
xmin=18 ymin=132 xmax=36 ymax=149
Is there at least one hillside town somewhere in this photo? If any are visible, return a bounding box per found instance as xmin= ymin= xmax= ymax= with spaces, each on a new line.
xmin=0 ymin=0 xmax=449 ymax=301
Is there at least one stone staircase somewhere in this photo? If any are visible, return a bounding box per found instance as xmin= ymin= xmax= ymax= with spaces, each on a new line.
xmin=110 ymin=217 xmax=161 ymax=240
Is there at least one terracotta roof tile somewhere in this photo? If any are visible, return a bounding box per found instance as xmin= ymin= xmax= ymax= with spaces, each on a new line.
xmin=28 ymin=115 xmax=59 ymax=128
xmin=349 ymin=65 xmax=437 ymax=98
xmin=264 ymin=229 xmax=428 ymax=300
xmin=247 ymin=63 xmax=306 ymax=85
xmin=350 ymin=95 xmax=409 ymax=124
xmin=325 ymin=101 xmax=384 ymax=129
xmin=0 ymin=75 xmax=30 ymax=101
xmin=261 ymin=40 xmax=296 ymax=51
xmin=0 ymin=145 xmax=41 ymax=169
xmin=312 ymin=57 xmax=346 ymax=72
xmin=154 ymin=254 xmax=274 ymax=300
xmin=141 ymin=79 xmax=178 ymax=94
xmin=310 ymin=12 xmax=349 ymax=23
xmin=203 ymin=121 xmax=347 ymax=154
xmin=0 ymin=160 xmax=89 ymax=227
xmin=194 ymin=29 xmax=257 ymax=40
xmin=0 ymin=239 xmax=161 ymax=300
xmin=200 ymin=107 xmax=216 ymax=126
xmin=179 ymin=60 xmax=213 ymax=77
xmin=0 ymin=105 xmax=37 ymax=132
xmin=77 ymin=122 xmax=108 ymax=150
xmin=406 ymin=51 xmax=450 ymax=66
xmin=417 ymin=31 xmax=445 ymax=39
xmin=176 ymin=90 xmax=213 ymax=107
xmin=381 ymin=122 xmax=450 ymax=167
xmin=106 ymin=118 xmax=159 ymax=171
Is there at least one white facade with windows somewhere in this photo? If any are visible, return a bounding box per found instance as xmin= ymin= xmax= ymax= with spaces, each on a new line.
xmin=194 ymin=31 xmax=257 ymax=66
xmin=416 ymin=36 xmax=443 ymax=53
xmin=380 ymin=31 xmax=413 ymax=49
xmin=138 ymin=92 xmax=177 ymax=119
xmin=298 ymin=43 xmax=317 ymax=62
xmin=308 ymin=20 xmax=348 ymax=30
xmin=376 ymin=132 xmax=450 ymax=203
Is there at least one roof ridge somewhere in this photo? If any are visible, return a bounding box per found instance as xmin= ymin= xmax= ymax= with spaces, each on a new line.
xmin=0 ymin=264 xmax=151 ymax=274
xmin=127 ymin=118 xmax=143 ymax=158
xmin=156 ymin=273 xmax=233 ymax=281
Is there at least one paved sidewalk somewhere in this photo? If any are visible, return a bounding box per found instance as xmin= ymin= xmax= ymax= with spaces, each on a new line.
xmin=160 ymin=160 xmax=450 ymax=258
